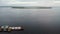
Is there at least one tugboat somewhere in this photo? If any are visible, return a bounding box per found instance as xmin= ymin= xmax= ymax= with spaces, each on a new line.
xmin=0 ymin=25 xmax=24 ymax=32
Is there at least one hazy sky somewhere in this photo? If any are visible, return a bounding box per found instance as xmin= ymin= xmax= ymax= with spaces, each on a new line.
xmin=0 ymin=0 xmax=60 ymax=6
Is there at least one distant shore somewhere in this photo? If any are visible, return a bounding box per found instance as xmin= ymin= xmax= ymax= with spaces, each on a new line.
xmin=12 ymin=7 xmax=52 ymax=9
xmin=0 ymin=6 xmax=52 ymax=9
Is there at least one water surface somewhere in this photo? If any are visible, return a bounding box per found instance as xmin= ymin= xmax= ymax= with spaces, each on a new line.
xmin=0 ymin=7 xmax=60 ymax=34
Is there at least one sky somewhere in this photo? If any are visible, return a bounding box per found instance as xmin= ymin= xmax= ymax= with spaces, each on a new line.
xmin=0 ymin=0 xmax=60 ymax=7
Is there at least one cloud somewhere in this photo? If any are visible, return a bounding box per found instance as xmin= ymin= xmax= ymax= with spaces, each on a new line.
xmin=0 ymin=0 xmax=60 ymax=7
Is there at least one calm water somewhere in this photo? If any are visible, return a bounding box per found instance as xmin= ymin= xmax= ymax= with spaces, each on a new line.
xmin=0 ymin=7 xmax=60 ymax=34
